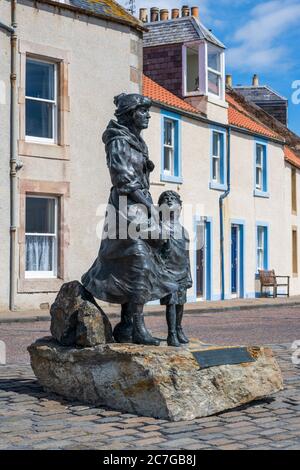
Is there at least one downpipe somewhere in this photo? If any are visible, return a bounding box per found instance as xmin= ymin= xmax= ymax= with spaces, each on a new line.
xmin=1 ymin=1 xmax=23 ymax=311
xmin=219 ymin=127 xmax=231 ymax=301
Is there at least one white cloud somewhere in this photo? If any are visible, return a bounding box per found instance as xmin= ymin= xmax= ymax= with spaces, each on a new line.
xmin=227 ymin=0 xmax=300 ymax=72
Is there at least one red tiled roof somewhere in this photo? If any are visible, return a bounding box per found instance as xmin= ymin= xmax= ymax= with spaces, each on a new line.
xmin=226 ymin=93 xmax=279 ymax=140
xmin=142 ymin=75 xmax=299 ymax=169
xmin=143 ymin=75 xmax=198 ymax=114
xmin=284 ymin=145 xmax=300 ymax=169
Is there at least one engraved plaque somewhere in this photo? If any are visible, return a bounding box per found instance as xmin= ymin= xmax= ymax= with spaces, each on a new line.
xmin=192 ymin=347 xmax=255 ymax=369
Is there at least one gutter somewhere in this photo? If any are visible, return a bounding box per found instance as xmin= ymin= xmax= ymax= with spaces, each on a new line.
xmin=219 ymin=127 xmax=231 ymax=300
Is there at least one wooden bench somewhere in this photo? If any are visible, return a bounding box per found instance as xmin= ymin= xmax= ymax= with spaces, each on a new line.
xmin=259 ymin=269 xmax=290 ymax=298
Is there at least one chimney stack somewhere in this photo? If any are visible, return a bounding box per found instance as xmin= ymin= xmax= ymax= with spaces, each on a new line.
xmin=182 ymin=5 xmax=190 ymax=17
xmin=160 ymin=9 xmax=169 ymax=21
xmin=150 ymin=7 xmax=159 ymax=22
xmin=139 ymin=8 xmax=148 ymax=23
xmin=191 ymin=6 xmax=199 ymax=18
xmin=226 ymin=74 xmax=233 ymax=87
xmin=171 ymin=8 xmax=180 ymax=19
xmin=252 ymin=74 xmax=259 ymax=87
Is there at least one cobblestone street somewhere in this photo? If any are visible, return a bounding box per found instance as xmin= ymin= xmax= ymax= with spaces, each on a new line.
xmin=0 ymin=307 xmax=300 ymax=450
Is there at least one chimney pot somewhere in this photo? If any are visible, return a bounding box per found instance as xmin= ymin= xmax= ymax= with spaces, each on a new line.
xmin=139 ymin=8 xmax=148 ymax=23
xmin=150 ymin=7 xmax=159 ymax=22
xmin=226 ymin=74 xmax=233 ymax=87
xmin=191 ymin=6 xmax=199 ymax=18
xmin=171 ymin=8 xmax=180 ymax=19
xmin=182 ymin=5 xmax=190 ymax=17
xmin=160 ymin=9 xmax=169 ymax=21
xmin=252 ymin=74 xmax=259 ymax=86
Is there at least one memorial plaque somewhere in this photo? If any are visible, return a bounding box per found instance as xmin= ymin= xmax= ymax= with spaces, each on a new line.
xmin=192 ymin=347 xmax=255 ymax=369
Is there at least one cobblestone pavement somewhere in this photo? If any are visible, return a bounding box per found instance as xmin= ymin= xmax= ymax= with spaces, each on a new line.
xmin=0 ymin=307 xmax=300 ymax=450
xmin=0 ymin=344 xmax=299 ymax=450
xmin=1 ymin=306 xmax=300 ymax=364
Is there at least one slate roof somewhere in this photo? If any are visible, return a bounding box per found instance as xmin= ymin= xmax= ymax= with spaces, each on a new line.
xmin=234 ymin=85 xmax=287 ymax=103
xmin=143 ymin=16 xmax=225 ymax=48
xmin=37 ymin=0 xmax=144 ymax=31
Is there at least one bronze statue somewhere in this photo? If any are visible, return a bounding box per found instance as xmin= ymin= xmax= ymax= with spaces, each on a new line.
xmin=82 ymin=93 xmax=177 ymax=346
xmin=159 ymin=191 xmax=192 ymax=347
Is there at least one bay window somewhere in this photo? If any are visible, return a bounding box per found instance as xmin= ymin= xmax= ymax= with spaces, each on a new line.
xmin=183 ymin=41 xmax=225 ymax=100
xmin=207 ymin=44 xmax=222 ymax=97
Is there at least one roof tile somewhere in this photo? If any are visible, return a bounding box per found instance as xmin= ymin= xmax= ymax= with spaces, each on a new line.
xmin=143 ymin=74 xmax=198 ymax=114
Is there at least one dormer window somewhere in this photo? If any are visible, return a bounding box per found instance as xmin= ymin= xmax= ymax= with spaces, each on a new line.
xmin=207 ymin=44 xmax=222 ymax=96
xmin=183 ymin=41 xmax=225 ymax=100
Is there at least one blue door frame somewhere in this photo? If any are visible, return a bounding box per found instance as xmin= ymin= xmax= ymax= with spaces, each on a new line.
xmin=230 ymin=220 xmax=245 ymax=298
xmin=194 ymin=217 xmax=212 ymax=301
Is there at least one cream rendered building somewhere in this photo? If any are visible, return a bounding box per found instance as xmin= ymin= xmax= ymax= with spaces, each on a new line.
xmin=141 ymin=8 xmax=300 ymax=302
xmin=0 ymin=0 xmax=144 ymax=311
xmin=0 ymin=1 xmax=300 ymax=313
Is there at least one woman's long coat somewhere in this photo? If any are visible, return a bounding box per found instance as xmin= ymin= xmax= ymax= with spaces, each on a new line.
xmin=81 ymin=120 xmax=177 ymax=305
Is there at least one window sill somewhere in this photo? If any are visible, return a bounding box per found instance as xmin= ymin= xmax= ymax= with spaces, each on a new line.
xmin=19 ymin=139 xmax=70 ymax=160
xmin=253 ymin=189 xmax=269 ymax=198
xmin=209 ymin=181 xmax=227 ymax=191
xmin=18 ymin=277 xmax=64 ymax=294
xmin=160 ymin=174 xmax=183 ymax=184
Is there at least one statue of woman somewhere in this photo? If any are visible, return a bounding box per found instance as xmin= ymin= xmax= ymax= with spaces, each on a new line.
xmin=82 ymin=93 xmax=176 ymax=346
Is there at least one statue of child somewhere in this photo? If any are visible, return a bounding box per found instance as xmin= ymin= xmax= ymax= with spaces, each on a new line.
xmin=158 ymin=191 xmax=193 ymax=347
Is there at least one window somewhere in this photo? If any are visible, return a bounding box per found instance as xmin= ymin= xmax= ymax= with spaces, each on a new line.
xmin=210 ymin=128 xmax=226 ymax=190
xmin=183 ymin=42 xmax=224 ymax=100
xmin=25 ymin=196 xmax=58 ymax=278
xmin=254 ymin=142 xmax=268 ymax=196
xmin=292 ymin=168 xmax=297 ymax=214
xmin=257 ymin=225 xmax=268 ymax=271
xmin=186 ymin=45 xmax=199 ymax=93
xmin=25 ymin=58 xmax=57 ymax=143
xmin=207 ymin=44 xmax=222 ymax=97
xmin=161 ymin=113 xmax=181 ymax=183
xmin=292 ymin=228 xmax=298 ymax=275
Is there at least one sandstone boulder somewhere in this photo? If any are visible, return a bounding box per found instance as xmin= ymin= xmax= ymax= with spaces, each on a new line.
xmin=50 ymin=281 xmax=113 ymax=347
xmin=28 ymin=338 xmax=284 ymax=421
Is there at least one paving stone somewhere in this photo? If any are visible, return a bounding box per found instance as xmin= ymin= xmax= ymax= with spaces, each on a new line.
xmin=0 ymin=343 xmax=300 ymax=450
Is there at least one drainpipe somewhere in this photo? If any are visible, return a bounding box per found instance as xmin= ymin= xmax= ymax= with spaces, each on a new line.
xmin=10 ymin=0 xmax=22 ymax=311
xmin=219 ymin=127 xmax=231 ymax=300
xmin=1 ymin=1 xmax=22 ymax=310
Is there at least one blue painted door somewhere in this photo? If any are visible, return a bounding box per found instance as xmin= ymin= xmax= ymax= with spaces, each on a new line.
xmin=231 ymin=226 xmax=238 ymax=294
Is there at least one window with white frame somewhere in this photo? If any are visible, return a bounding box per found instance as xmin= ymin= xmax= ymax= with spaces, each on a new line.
xmin=186 ymin=45 xmax=199 ymax=93
xmin=207 ymin=44 xmax=222 ymax=97
xmin=163 ymin=118 xmax=177 ymax=177
xmin=212 ymin=131 xmax=222 ymax=182
xmin=256 ymin=144 xmax=264 ymax=190
xmin=25 ymin=196 xmax=58 ymax=278
xmin=255 ymin=142 xmax=267 ymax=193
xmin=257 ymin=225 xmax=268 ymax=271
xmin=210 ymin=129 xmax=225 ymax=188
xmin=25 ymin=58 xmax=58 ymax=143
xmin=183 ymin=42 xmax=224 ymax=99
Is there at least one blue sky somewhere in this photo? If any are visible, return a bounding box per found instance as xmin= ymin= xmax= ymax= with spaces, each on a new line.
xmin=120 ymin=0 xmax=300 ymax=136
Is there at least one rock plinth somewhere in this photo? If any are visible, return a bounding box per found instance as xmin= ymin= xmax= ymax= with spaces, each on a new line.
xmin=28 ymin=338 xmax=283 ymax=421
xmin=50 ymin=281 xmax=113 ymax=347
